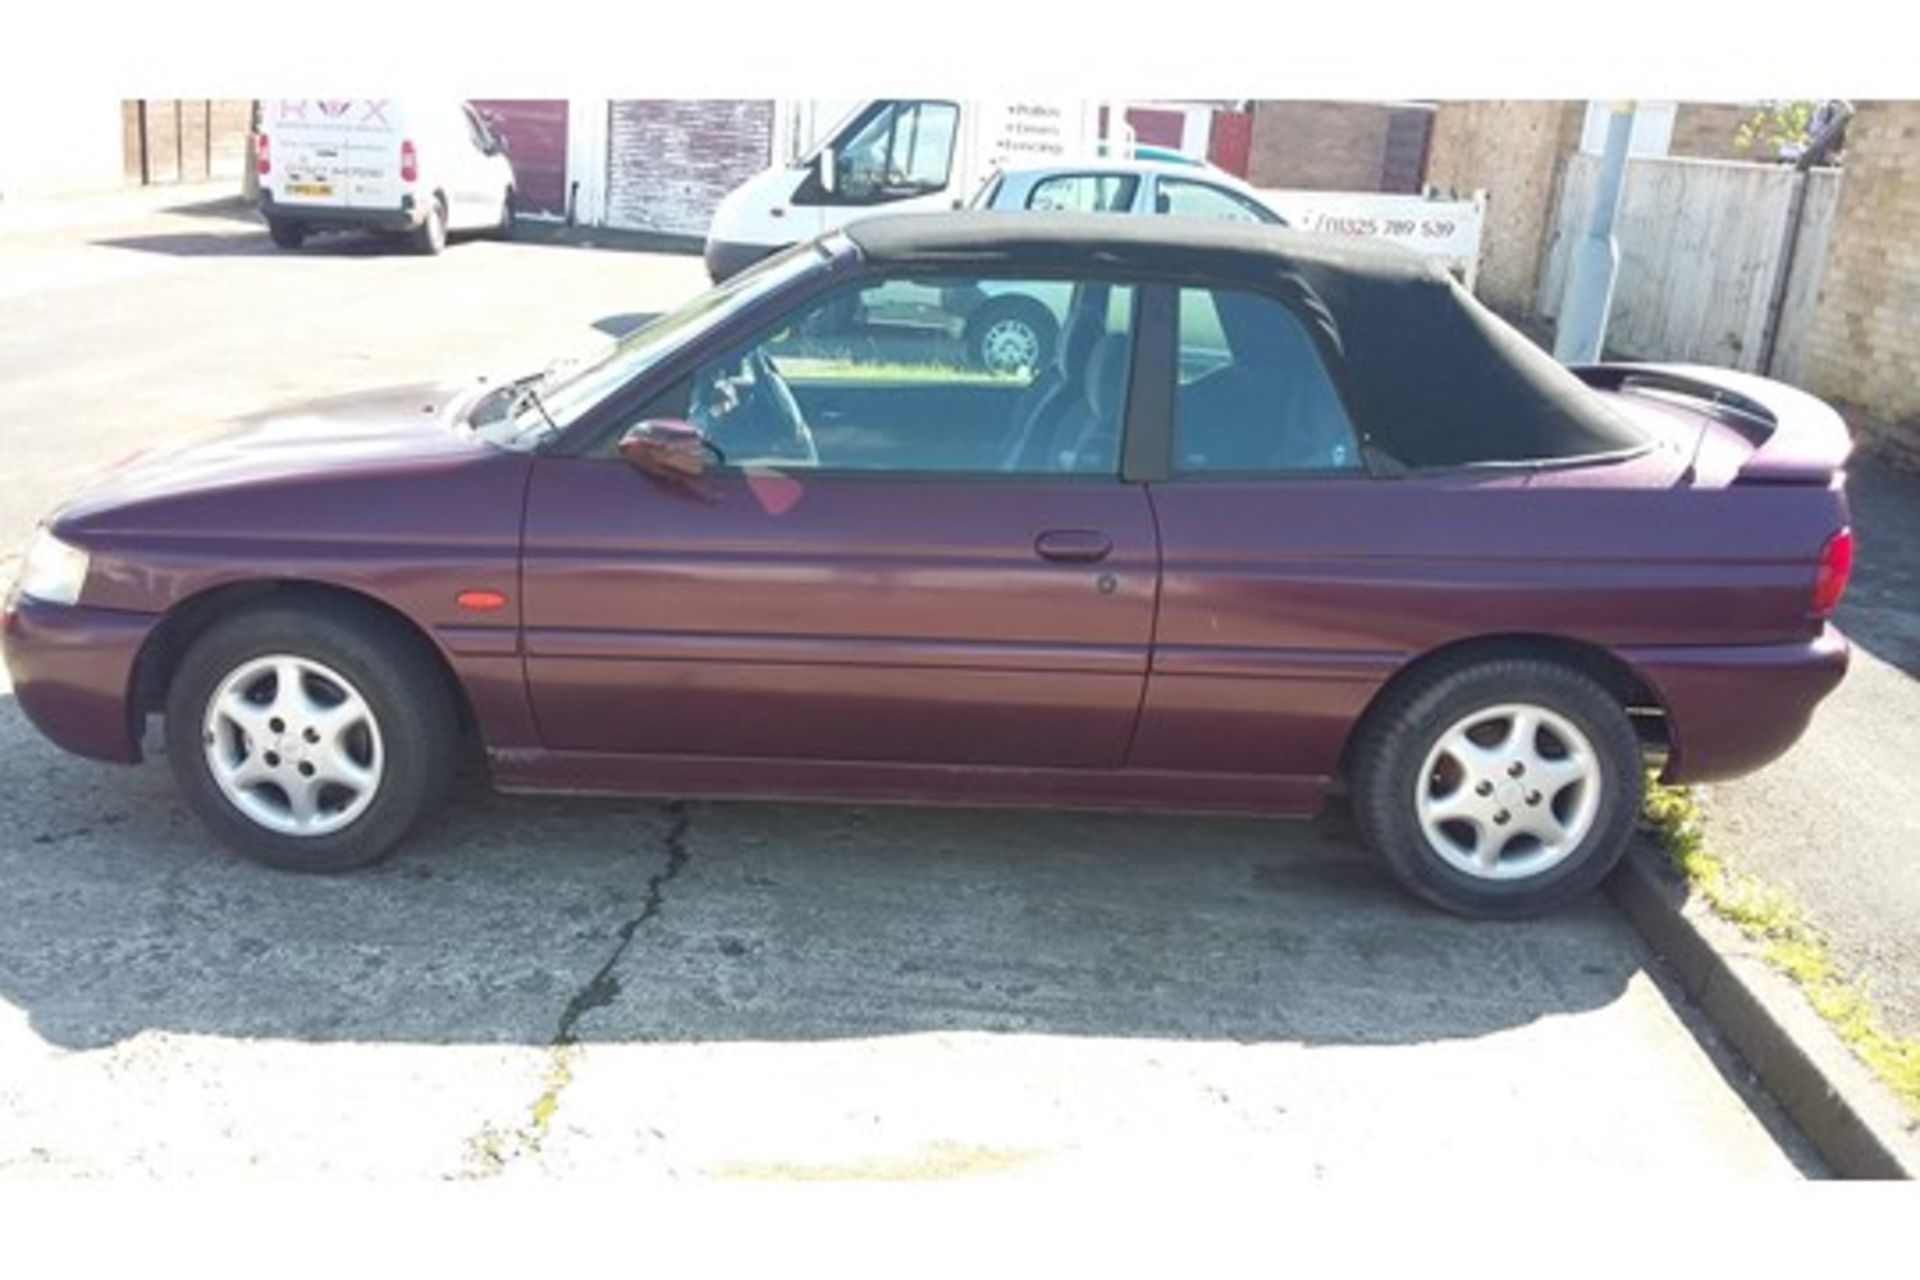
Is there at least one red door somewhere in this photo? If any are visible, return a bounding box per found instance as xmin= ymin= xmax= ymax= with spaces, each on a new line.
xmin=519 ymin=464 xmax=1158 ymax=767
xmin=471 ymin=99 xmax=569 ymax=218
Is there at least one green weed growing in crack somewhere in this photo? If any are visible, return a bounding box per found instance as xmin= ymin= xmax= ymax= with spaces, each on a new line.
xmin=1643 ymin=776 xmax=1920 ymax=1119
xmin=463 ymin=802 xmax=694 ymax=1175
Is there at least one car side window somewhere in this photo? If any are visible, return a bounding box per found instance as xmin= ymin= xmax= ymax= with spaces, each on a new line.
xmin=1155 ymin=178 xmax=1279 ymax=224
xmin=681 ymin=275 xmax=1136 ymax=477
xmin=1174 ymin=287 xmax=1360 ymax=474
xmin=1026 ymin=174 xmax=1140 ymax=213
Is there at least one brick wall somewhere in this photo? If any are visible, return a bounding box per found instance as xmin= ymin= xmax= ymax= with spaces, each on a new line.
xmin=1669 ymin=102 xmax=1754 ymax=161
xmin=1246 ymin=101 xmax=1431 ymax=194
xmin=1423 ymin=101 xmax=1585 ymax=318
xmin=1801 ymin=101 xmax=1920 ymax=464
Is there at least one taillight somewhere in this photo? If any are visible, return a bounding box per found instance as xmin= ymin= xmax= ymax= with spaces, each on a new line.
xmin=256 ymin=132 xmax=270 ymax=176
xmin=1812 ymin=526 xmax=1854 ymax=616
xmin=400 ymin=139 xmax=418 ymax=183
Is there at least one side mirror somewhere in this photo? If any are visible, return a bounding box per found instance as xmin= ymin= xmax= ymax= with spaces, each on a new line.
xmin=817 ymin=147 xmax=837 ymax=195
xmin=618 ymin=419 xmax=716 ymax=481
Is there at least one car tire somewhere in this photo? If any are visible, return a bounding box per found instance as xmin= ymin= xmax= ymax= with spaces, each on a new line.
xmin=266 ymin=218 xmax=306 ymax=250
xmin=162 ymin=601 xmax=459 ymax=873
xmin=1349 ymin=657 xmax=1643 ymax=919
xmin=964 ymin=297 xmax=1057 ymax=376
xmin=411 ymin=195 xmax=449 ymax=256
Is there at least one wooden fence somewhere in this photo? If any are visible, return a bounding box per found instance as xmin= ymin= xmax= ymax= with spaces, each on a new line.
xmin=120 ymin=101 xmax=254 ymax=187
xmin=1536 ymin=154 xmax=1840 ymax=379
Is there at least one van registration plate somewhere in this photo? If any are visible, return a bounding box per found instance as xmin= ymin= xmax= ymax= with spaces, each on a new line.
xmin=287 ymin=181 xmax=334 ymax=197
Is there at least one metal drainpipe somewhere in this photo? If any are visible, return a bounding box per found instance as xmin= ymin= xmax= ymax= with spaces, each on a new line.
xmin=1554 ymin=101 xmax=1636 ymax=364
xmin=1758 ymin=105 xmax=1852 ymax=376
xmin=1758 ymin=172 xmax=1813 ymax=376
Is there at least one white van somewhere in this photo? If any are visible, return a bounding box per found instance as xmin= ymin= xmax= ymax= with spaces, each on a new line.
xmin=703 ymin=98 xmax=1120 ymax=281
xmin=255 ymin=100 xmax=517 ymax=254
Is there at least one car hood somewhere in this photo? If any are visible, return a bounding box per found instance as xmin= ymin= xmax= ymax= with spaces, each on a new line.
xmin=53 ymin=378 xmax=498 ymax=528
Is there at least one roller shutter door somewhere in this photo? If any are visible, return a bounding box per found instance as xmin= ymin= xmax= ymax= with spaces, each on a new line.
xmin=605 ymin=100 xmax=774 ymax=236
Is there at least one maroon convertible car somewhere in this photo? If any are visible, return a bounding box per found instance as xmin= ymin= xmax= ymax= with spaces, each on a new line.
xmin=3 ymin=213 xmax=1853 ymax=916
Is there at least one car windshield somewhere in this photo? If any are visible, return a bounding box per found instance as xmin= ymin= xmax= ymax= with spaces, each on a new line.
xmin=470 ymin=240 xmax=837 ymax=445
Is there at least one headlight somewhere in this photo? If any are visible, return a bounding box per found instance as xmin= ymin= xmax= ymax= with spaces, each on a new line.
xmin=17 ymin=529 xmax=90 ymax=606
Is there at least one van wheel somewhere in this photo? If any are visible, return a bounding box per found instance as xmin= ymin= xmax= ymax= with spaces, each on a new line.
xmin=267 ymin=219 xmax=306 ymax=250
xmin=163 ymin=602 xmax=459 ymax=873
xmin=411 ymin=196 xmax=448 ymax=256
xmin=1349 ymin=657 xmax=1643 ymax=918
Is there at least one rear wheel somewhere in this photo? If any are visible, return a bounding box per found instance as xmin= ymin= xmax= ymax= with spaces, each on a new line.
xmin=266 ymin=218 xmax=306 ymax=250
xmin=411 ymin=195 xmax=448 ymax=255
xmin=163 ymin=603 xmax=458 ymax=872
xmin=1350 ymin=657 xmax=1643 ymax=918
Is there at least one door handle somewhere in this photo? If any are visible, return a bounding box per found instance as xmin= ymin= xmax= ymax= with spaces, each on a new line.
xmin=1034 ymin=529 xmax=1113 ymax=563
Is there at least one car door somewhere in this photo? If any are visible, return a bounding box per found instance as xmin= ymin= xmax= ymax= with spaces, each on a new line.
xmin=1133 ymin=283 xmax=1379 ymax=784
xmin=519 ymin=270 xmax=1158 ymax=768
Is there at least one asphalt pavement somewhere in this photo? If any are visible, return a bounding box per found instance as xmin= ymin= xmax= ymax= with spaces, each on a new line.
xmin=0 ymin=189 xmax=1824 ymax=1178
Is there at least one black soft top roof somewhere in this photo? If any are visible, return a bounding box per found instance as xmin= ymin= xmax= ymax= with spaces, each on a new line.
xmin=841 ymin=212 xmax=1646 ymax=469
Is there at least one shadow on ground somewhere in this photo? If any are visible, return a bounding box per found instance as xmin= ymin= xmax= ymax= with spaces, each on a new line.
xmin=90 ymin=228 xmax=512 ymax=259
xmin=158 ymin=195 xmax=263 ymax=224
xmin=93 ymin=219 xmax=705 ymax=263
xmin=0 ymin=695 xmax=1646 ymax=1056
xmin=1836 ymin=454 xmax=1920 ymax=680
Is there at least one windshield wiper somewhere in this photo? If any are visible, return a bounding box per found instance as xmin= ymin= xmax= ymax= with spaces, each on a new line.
xmin=509 ymin=381 xmax=562 ymax=439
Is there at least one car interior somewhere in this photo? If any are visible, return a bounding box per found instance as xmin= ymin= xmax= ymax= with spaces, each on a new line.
xmin=683 ymin=280 xmax=1134 ymax=475
xmin=663 ymin=276 xmax=1357 ymax=477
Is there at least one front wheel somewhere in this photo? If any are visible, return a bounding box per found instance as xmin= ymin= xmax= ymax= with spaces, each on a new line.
xmin=163 ymin=603 xmax=459 ymax=872
xmin=1350 ymin=658 xmax=1643 ymax=918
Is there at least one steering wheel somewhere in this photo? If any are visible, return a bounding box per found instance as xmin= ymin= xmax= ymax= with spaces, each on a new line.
xmin=740 ymin=347 xmax=818 ymax=466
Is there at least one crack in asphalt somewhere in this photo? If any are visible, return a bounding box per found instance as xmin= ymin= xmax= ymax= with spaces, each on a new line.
xmin=463 ymin=800 xmax=692 ymax=1177
xmin=554 ymin=799 xmax=693 ymax=1046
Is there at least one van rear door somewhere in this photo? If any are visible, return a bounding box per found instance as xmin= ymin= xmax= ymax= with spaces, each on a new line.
xmin=267 ymin=100 xmax=405 ymax=212
xmin=268 ymin=101 xmax=353 ymax=210
xmin=338 ymin=100 xmax=405 ymax=211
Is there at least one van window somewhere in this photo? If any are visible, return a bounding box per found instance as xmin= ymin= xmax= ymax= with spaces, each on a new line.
xmin=460 ymin=104 xmax=495 ymax=153
xmin=832 ymin=101 xmax=960 ymax=203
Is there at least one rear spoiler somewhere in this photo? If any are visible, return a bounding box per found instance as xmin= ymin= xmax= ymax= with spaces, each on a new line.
xmin=1571 ymin=362 xmax=1853 ymax=483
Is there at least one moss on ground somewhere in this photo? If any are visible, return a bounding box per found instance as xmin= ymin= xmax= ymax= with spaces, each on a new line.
xmin=1642 ymin=778 xmax=1920 ymax=1118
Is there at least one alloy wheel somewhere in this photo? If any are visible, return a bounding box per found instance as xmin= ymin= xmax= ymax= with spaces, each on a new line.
xmin=201 ymin=653 xmax=385 ymax=837
xmin=1413 ymin=702 xmax=1601 ymax=881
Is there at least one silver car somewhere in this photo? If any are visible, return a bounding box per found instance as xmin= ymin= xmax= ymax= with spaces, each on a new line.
xmin=860 ymin=158 xmax=1288 ymax=374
